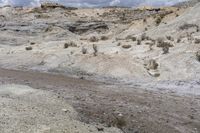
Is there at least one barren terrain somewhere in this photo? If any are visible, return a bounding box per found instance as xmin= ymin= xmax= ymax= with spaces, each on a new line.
xmin=0 ymin=2 xmax=200 ymax=133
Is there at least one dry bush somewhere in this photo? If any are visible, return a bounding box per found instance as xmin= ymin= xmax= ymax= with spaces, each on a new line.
xmin=177 ymin=38 xmax=181 ymax=43
xmin=101 ymin=36 xmax=109 ymax=41
xmin=157 ymin=38 xmax=173 ymax=48
xmin=126 ymin=35 xmax=137 ymax=41
xmin=117 ymin=42 xmax=121 ymax=46
xmin=141 ymin=33 xmax=147 ymax=41
xmin=30 ymin=42 xmax=35 ymax=45
xmin=145 ymin=59 xmax=159 ymax=70
xmin=35 ymin=14 xmax=50 ymax=19
xmin=81 ymin=47 xmax=87 ymax=54
xmin=122 ymin=44 xmax=132 ymax=49
xmin=162 ymin=47 xmax=169 ymax=54
xmin=25 ymin=46 xmax=32 ymax=51
xmin=196 ymin=50 xmax=200 ymax=61
xmin=194 ymin=38 xmax=200 ymax=44
xmin=89 ymin=36 xmax=99 ymax=42
xmin=64 ymin=41 xmax=77 ymax=48
xmin=93 ymin=44 xmax=98 ymax=56
xmin=155 ymin=16 xmax=162 ymax=26
xmin=137 ymin=39 xmax=141 ymax=45
xmin=166 ymin=36 xmax=174 ymax=41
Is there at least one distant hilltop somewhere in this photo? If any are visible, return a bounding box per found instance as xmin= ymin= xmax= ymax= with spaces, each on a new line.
xmin=0 ymin=0 xmax=191 ymax=8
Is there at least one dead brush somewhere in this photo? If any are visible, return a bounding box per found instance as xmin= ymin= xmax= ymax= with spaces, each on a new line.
xmin=194 ymin=38 xmax=200 ymax=44
xmin=93 ymin=44 xmax=98 ymax=56
xmin=108 ymin=114 xmax=127 ymax=132
xmin=89 ymin=36 xmax=99 ymax=42
xmin=81 ymin=47 xmax=87 ymax=54
xmin=100 ymin=36 xmax=109 ymax=41
xmin=64 ymin=41 xmax=77 ymax=48
xmin=25 ymin=46 xmax=32 ymax=51
xmin=125 ymin=35 xmax=137 ymax=41
xmin=196 ymin=50 xmax=200 ymax=61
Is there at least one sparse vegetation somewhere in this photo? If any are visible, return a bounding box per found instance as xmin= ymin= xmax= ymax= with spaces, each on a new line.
xmin=137 ymin=39 xmax=141 ymax=45
xmin=196 ymin=50 xmax=200 ymax=61
xmin=166 ymin=36 xmax=174 ymax=41
xmin=157 ymin=38 xmax=173 ymax=48
xmin=64 ymin=41 xmax=77 ymax=48
xmin=101 ymin=36 xmax=109 ymax=41
xmin=194 ymin=38 xmax=200 ymax=44
xmin=162 ymin=46 xmax=169 ymax=54
xmin=155 ymin=16 xmax=162 ymax=26
xmin=89 ymin=36 xmax=99 ymax=42
xmin=177 ymin=38 xmax=181 ymax=43
xmin=145 ymin=59 xmax=159 ymax=70
xmin=93 ymin=44 xmax=98 ymax=56
xmin=81 ymin=47 xmax=87 ymax=54
xmin=141 ymin=33 xmax=147 ymax=41
xmin=126 ymin=35 xmax=136 ymax=41
xmin=122 ymin=44 xmax=132 ymax=49
xmin=30 ymin=42 xmax=35 ymax=45
xmin=25 ymin=46 xmax=32 ymax=51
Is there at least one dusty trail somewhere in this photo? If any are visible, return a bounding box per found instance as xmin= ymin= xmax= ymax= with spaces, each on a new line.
xmin=0 ymin=68 xmax=199 ymax=133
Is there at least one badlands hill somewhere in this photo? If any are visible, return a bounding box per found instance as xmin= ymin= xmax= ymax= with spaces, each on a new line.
xmin=0 ymin=2 xmax=200 ymax=133
xmin=0 ymin=2 xmax=199 ymax=81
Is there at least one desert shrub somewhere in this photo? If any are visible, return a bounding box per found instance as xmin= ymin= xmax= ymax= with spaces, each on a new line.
xmin=93 ymin=44 xmax=98 ymax=56
xmin=162 ymin=47 xmax=169 ymax=54
xmin=100 ymin=36 xmax=109 ymax=41
xmin=81 ymin=47 xmax=87 ymax=54
xmin=194 ymin=38 xmax=200 ymax=44
xmin=157 ymin=37 xmax=164 ymax=45
xmin=155 ymin=16 xmax=162 ymax=26
xmin=89 ymin=36 xmax=99 ymax=42
xmin=64 ymin=41 xmax=77 ymax=48
xmin=126 ymin=35 xmax=136 ymax=41
xmin=30 ymin=42 xmax=35 ymax=45
xmin=35 ymin=14 xmax=50 ymax=19
xmin=177 ymin=38 xmax=181 ymax=43
xmin=117 ymin=42 xmax=121 ymax=46
xmin=122 ymin=44 xmax=131 ymax=49
xmin=137 ymin=39 xmax=141 ymax=45
xmin=166 ymin=36 xmax=174 ymax=41
xmin=25 ymin=46 xmax=32 ymax=51
xmin=145 ymin=59 xmax=159 ymax=70
xmin=143 ymin=18 xmax=147 ymax=23
xmin=196 ymin=51 xmax=200 ymax=61
xmin=141 ymin=33 xmax=147 ymax=41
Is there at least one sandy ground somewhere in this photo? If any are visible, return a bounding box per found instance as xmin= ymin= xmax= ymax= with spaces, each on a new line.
xmin=0 ymin=82 xmax=121 ymax=133
xmin=0 ymin=68 xmax=199 ymax=133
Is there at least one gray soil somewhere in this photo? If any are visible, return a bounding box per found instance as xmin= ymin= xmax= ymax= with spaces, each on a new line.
xmin=0 ymin=68 xmax=199 ymax=133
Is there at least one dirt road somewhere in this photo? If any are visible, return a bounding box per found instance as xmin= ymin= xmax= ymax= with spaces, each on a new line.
xmin=0 ymin=68 xmax=199 ymax=133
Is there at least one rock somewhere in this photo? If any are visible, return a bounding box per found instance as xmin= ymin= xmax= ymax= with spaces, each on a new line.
xmin=68 ymin=21 xmax=109 ymax=34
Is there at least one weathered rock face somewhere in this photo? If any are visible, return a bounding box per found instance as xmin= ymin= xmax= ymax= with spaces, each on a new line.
xmin=68 ymin=21 xmax=109 ymax=34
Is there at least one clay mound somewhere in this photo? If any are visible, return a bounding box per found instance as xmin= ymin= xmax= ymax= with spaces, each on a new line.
xmin=148 ymin=3 xmax=200 ymax=37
